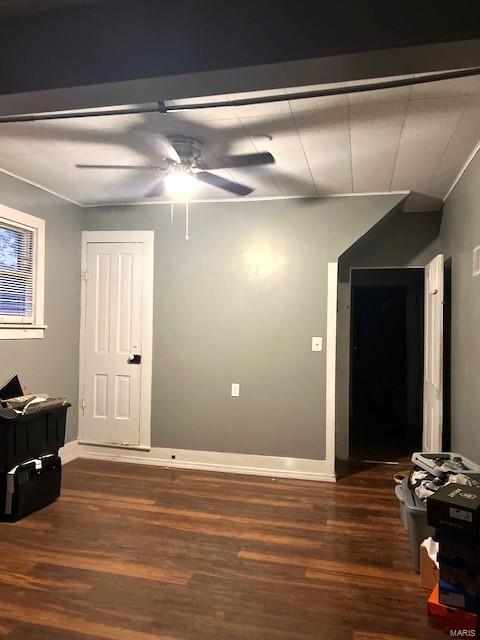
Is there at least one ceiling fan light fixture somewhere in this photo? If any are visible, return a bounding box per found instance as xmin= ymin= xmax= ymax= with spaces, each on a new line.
xmin=164 ymin=168 xmax=197 ymax=200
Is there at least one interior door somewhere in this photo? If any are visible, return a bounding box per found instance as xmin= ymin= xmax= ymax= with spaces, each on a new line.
xmin=423 ymin=254 xmax=444 ymax=452
xmin=80 ymin=242 xmax=144 ymax=446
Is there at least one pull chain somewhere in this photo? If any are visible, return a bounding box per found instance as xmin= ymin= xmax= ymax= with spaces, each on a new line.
xmin=170 ymin=200 xmax=190 ymax=240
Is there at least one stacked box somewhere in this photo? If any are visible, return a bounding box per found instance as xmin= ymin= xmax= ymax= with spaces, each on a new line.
xmin=428 ymin=585 xmax=478 ymax=634
xmin=427 ymin=484 xmax=480 ymax=615
xmin=437 ymin=530 xmax=480 ymax=566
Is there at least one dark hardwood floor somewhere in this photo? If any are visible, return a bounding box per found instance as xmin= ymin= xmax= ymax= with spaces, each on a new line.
xmin=0 ymin=459 xmax=441 ymax=639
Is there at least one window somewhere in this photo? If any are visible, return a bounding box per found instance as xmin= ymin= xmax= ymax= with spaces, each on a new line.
xmin=0 ymin=205 xmax=45 ymax=339
xmin=0 ymin=224 xmax=34 ymax=322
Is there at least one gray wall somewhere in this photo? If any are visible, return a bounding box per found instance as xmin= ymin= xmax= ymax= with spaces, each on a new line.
xmin=440 ymin=152 xmax=480 ymax=462
xmin=336 ymin=209 xmax=441 ymax=459
xmin=339 ymin=209 xmax=442 ymax=282
xmin=0 ymin=173 xmax=82 ymax=442
xmin=84 ymin=194 xmax=405 ymax=460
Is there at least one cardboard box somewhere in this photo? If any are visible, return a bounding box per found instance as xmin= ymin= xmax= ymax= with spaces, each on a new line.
xmin=439 ymin=578 xmax=479 ymax=614
xmin=420 ymin=539 xmax=439 ymax=591
xmin=439 ymin=557 xmax=480 ymax=593
xmin=427 ymin=484 xmax=480 ymax=537
xmin=428 ymin=584 xmax=478 ymax=633
xmin=438 ymin=529 xmax=480 ymax=566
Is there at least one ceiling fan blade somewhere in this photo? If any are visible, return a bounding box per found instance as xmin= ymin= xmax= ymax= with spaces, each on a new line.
xmin=145 ymin=179 xmax=166 ymax=198
xmin=141 ymin=132 xmax=181 ymax=164
xmin=76 ymin=163 xmax=161 ymax=171
xmin=196 ymin=171 xmax=253 ymax=196
xmin=205 ymin=152 xmax=275 ymax=170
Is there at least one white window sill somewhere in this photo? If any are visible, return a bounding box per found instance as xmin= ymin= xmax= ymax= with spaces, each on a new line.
xmin=0 ymin=325 xmax=47 ymax=340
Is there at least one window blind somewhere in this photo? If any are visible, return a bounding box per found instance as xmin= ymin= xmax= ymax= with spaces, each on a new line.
xmin=0 ymin=222 xmax=35 ymax=324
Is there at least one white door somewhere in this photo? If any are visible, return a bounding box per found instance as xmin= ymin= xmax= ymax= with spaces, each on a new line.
xmin=80 ymin=241 xmax=146 ymax=446
xmin=423 ymin=254 xmax=444 ymax=452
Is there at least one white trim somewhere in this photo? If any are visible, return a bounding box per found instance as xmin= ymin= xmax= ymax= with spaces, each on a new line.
xmin=0 ymin=327 xmax=46 ymax=339
xmin=59 ymin=440 xmax=81 ymax=464
xmin=58 ymin=440 xmax=336 ymax=482
xmin=423 ymin=254 xmax=444 ymax=452
xmin=443 ymin=140 xmax=480 ymax=202
xmin=81 ymin=230 xmax=155 ymax=244
xmin=0 ymin=323 xmax=48 ymax=328
xmin=78 ymin=230 xmax=154 ymax=450
xmin=83 ymin=191 xmax=410 ymax=208
xmin=325 ymin=263 xmax=338 ymax=478
xmin=78 ymin=440 xmax=151 ymax=451
xmin=0 ymin=204 xmax=45 ymax=236
xmin=335 ymin=280 xmax=350 ymax=460
xmin=85 ymin=191 xmax=411 ymax=208
xmin=0 ymin=204 xmax=46 ymax=339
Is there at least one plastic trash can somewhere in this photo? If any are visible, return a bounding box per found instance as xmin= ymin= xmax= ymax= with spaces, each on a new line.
xmin=411 ymin=452 xmax=480 ymax=478
xmin=395 ymin=483 xmax=408 ymax=532
xmin=401 ymin=478 xmax=434 ymax=572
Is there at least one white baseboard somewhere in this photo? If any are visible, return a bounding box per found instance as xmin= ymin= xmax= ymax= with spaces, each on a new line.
xmin=60 ymin=440 xmax=336 ymax=482
xmin=59 ymin=440 xmax=81 ymax=464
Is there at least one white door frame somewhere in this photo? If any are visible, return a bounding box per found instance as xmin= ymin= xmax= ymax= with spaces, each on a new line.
xmin=79 ymin=230 xmax=154 ymax=450
xmin=325 ymin=262 xmax=338 ymax=478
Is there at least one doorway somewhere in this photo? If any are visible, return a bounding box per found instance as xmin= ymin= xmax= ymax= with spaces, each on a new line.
xmin=79 ymin=231 xmax=154 ymax=449
xmin=349 ymin=268 xmax=424 ymax=462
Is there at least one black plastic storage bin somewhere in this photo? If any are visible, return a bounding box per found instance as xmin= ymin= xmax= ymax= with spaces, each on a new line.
xmin=0 ymin=401 xmax=69 ymax=472
xmin=0 ymin=454 xmax=62 ymax=522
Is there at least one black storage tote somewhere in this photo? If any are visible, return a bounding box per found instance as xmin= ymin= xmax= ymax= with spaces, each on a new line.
xmin=0 ymin=454 xmax=62 ymax=522
xmin=0 ymin=400 xmax=70 ymax=471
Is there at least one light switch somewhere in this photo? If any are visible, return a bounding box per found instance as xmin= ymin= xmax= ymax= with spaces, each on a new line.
xmin=312 ymin=337 xmax=323 ymax=352
xmin=231 ymin=383 xmax=240 ymax=397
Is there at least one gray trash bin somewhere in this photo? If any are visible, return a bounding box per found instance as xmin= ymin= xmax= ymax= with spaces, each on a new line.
xmin=401 ymin=478 xmax=434 ymax=572
xmin=394 ymin=451 xmax=480 ymax=572
xmin=395 ymin=482 xmax=408 ymax=532
xmin=411 ymin=452 xmax=480 ymax=477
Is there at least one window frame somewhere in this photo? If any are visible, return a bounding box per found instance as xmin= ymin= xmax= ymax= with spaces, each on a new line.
xmin=0 ymin=205 xmax=45 ymax=340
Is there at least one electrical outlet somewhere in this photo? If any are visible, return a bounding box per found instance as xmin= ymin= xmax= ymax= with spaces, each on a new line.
xmin=312 ymin=337 xmax=323 ymax=352
xmin=473 ymin=245 xmax=480 ymax=277
xmin=231 ymin=383 xmax=240 ymax=397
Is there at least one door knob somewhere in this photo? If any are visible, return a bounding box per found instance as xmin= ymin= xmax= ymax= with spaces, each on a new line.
xmin=127 ymin=353 xmax=142 ymax=364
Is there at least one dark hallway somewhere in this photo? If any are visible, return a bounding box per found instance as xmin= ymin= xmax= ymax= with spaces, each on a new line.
xmin=349 ymin=268 xmax=424 ymax=462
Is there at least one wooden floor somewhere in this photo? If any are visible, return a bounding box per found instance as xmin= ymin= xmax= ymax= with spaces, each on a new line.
xmin=0 ymin=459 xmax=441 ymax=639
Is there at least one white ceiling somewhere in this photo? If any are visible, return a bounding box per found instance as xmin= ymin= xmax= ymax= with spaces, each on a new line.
xmin=0 ymin=73 xmax=479 ymax=208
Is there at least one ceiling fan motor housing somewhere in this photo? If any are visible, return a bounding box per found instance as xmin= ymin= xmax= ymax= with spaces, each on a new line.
xmin=167 ymin=135 xmax=203 ymax=166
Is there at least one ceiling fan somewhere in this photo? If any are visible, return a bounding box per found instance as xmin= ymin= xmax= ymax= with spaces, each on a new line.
xmin=76 ymin=135 xmax=275 ymax=198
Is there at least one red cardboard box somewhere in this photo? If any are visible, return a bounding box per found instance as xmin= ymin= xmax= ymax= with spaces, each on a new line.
xmin=428 ymin=584 xmax=478 ymax=634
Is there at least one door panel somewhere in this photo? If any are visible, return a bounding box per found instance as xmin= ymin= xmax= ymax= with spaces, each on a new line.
xmin=93 ymin=374 xmax=108 ymax=418
xmin=95 ymin=253 xmax=111 ymax=352
xmin=80 ymin=242 xmax=144 ymax=446
xmin=423 ymin=254 xmax=444 ymax=452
